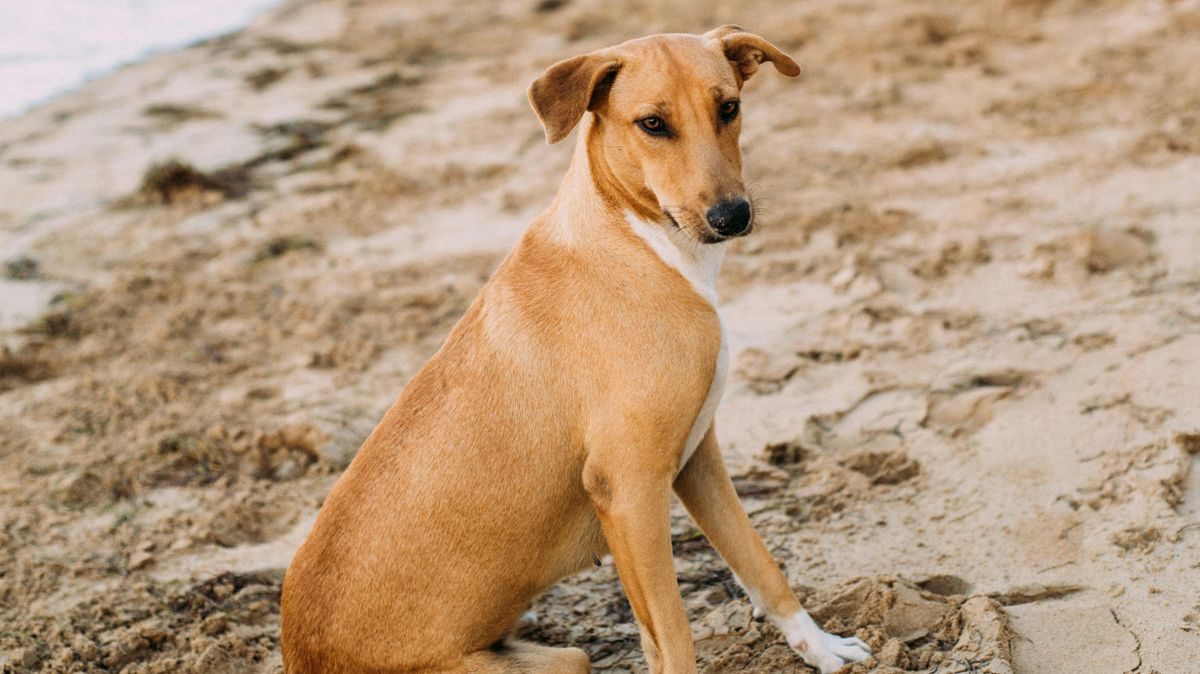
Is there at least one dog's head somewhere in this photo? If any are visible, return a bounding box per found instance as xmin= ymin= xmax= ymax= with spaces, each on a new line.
xmin=528 ymin=26 xmax=799 ymax=243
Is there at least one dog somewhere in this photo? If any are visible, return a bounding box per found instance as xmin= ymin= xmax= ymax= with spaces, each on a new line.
xmin=281 ymin=26 xmax=872 ymax=674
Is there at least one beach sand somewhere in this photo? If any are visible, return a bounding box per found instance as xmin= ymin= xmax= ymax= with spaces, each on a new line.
xmin=1 ymin=0 xmax=1198 ymax=672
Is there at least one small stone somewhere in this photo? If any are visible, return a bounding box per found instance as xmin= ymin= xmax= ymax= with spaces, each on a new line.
xmin=71 ymin=635 xmax=98 ymax=661
xmin=212 ymin=582 xmax=234 ymax=599
xmin=1074 ymin=228 xmax=1153 ymax=273
xmin=138 ymin=625 xmax=167 ymax=642
xmin=831 ymin=265 xmax=857 ymax=290
xmin=4 ymin=255 xmax=40 ymax=280
xmin=272 ymin=457 xmax=301 ymax=481
xmin=127 ymin=550 xmax=154 ymax=570
xmin=201 ymin=614 xmax=228 ymax=636
xmin=19 ymin=646 xmax=40 ymax=668
xmin=878 ymin=638 xmax=911 ymax=667
xmin=704 ymin=587 xmax=730 ymax=605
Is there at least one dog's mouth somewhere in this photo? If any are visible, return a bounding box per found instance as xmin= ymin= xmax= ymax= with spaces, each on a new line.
xmin=662 ymin=209 xmax=739 ymax=245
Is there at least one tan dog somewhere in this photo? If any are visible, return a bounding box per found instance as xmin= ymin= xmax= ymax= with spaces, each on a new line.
xmin=281 ymin=26 xmax=872 ymax=674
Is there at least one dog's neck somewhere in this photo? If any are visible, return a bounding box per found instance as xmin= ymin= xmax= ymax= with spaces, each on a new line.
xmin=542 ymin=114 xmax=728 ymax=306
xmin=623 ymin=212 xmax=725 ymax=306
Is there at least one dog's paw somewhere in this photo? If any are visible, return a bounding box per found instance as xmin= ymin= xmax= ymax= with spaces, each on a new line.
xmin=779 ymin=610 xmax=872 ymax=674
xmin=795 ymin=631 xmax=872 ymax=673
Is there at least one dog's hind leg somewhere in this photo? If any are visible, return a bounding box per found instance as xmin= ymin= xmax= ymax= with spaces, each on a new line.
xmin=457 ymin=640 xmax=591 ymax=674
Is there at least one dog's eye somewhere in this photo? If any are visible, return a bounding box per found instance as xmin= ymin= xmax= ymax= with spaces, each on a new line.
xmin=719 ymin=100 xmax=740 ymax=122
xmin=636 ymin=116 xmax=668 ymax=136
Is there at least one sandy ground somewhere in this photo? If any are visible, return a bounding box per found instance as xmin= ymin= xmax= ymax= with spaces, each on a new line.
xmin=1 ymin=0 xmax=1199 ymax=672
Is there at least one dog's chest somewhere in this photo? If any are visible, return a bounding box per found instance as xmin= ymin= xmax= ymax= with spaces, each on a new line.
xmin=679 ymin=322 xmax=728 ymax=469
xmin=626 ymin=213 xmax=729 ymax=471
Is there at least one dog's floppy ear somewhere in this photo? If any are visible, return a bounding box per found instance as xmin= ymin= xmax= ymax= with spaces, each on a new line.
xmin=528 ymin=52 xmax=621 ymax=144
xmin=706 ymin=25 xmax=800 ymax=83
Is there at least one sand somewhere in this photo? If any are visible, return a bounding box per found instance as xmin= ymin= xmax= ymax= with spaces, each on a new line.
xmin=1 ymin=0 xmax=1198 ymax=672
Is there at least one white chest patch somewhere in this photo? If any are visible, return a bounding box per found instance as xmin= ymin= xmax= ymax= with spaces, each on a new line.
xmin=625 ymin=213 xmax=729 ymax=472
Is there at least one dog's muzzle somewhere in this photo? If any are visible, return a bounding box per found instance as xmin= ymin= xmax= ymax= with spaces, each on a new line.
xmin=706 ymin=198 xmax=752 ymax=237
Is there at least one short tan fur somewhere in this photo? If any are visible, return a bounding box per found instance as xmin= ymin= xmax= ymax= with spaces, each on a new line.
xmin=281 ymin=26 xmax=870 ymax=674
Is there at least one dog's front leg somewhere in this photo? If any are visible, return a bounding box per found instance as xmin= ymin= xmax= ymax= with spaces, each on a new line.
xmin=584 ymin=452 xmax=696 ymax=674
xmin=673 ymin=426 xmax=872 ymax=674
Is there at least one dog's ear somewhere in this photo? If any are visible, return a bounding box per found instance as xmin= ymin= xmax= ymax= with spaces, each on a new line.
xmin=528 ymin=52 xmax=621 ymax=144
xmin=706 ymin=25 xmax=800 ymax=83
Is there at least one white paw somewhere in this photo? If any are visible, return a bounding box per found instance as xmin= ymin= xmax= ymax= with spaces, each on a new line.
xmin=778 ymin=610 xmax=872 ymax=674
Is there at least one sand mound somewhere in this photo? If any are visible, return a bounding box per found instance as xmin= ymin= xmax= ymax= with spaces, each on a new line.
xmin=696 ymin=576 xmax=1012 ymax=673
xmin=16 ymin=571 xmax=283 ymax=674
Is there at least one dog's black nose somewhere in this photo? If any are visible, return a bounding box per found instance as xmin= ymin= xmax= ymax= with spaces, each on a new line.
xmin=706 ymin=199 xmax=752 ymax=237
